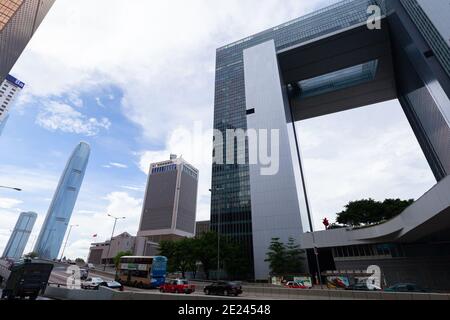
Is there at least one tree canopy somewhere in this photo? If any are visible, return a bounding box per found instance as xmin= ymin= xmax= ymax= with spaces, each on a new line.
xmin=159 ymin=232 xmax=252 ymax=280
xmin=265 ymin=238 xmax=306 ymax=276
xmin=113 ymin=251 xmax=133 ymax=268
xmin=336 ymin=198 xmax=414 ymax=227
xmin=159 ymin=238 xmax=197 ymax=279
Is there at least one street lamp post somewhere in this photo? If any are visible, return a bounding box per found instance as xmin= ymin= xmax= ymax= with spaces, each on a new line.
xmin=209 ymin=186 xmax=224 ymax=280
xmin=104 ymin=214 xmax=126 ymax=271
xmin=311 ymin=232 xmax=322 ymax=286
xmin=0 ymin=186 xmax=22 ymax=192
xmin=60 ymin=224 xmax=79 ymax=261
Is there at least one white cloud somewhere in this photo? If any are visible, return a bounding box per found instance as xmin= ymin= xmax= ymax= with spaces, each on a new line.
xmin=109 ymin=162 xmax=128 ymax=169
xmin=13 ymin=0 xmax=337 ymax=141
xmin=121 ymin=186 xmax=144 ymax=192
xmin=0 ymin=165 xmax=58 ymax=194
xmin=67 ymin=92 xmax=84 ymax=108
xmin=0 ymin=198 xmax=23 ymax=209
xmin=298 ymin=101 xmax=436 ymax=230
xmin=60 ymin=191 xmax=143 ymax=260
xmin=95 ymin=97 xmax=105 ymax=108
xmin=36 ymin=101 xmax=111 ymax=136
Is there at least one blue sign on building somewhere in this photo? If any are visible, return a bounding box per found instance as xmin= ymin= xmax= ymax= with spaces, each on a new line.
xmin=5 ymin=74 xmax=25 ymax=89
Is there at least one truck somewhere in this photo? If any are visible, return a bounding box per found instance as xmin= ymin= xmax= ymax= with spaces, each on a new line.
xmin=159 ymin=279 xmax=196 ymax=294
xmin=0 ymin=258 xmax=54 ymax=300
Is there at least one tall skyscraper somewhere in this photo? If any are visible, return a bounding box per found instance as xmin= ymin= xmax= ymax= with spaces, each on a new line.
xmin=0 ymin=0 xmax=55 ymax=82
xmin=2 ymin=212 xmax=37 ymax=260
xmin=211 ymin=0 xmax=450 ymax=280
xmin=34 ymin=142 xmax=90 ymax=260
xmin=0 ymin=74 xmax=25 ymax=136
xmin=137 ymin=155 xmax=199 ymax=245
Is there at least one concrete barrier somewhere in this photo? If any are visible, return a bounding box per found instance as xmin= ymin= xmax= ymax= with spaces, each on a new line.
xmin=44 ymin=286 xmax=253 ymax=301
xmin=241 ymin=285 xmax=450 ymax=300
xmin=44 ymin=285 xmax=450 ymax=301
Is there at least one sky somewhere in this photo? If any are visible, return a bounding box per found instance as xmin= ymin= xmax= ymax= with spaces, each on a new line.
xmin=0 ymin=0 xmax=437 ymax=260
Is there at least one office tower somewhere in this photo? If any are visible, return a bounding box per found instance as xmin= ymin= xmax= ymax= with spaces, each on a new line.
xmin=211 ymin=0 xmax=450 ymax=280
xmin=137 ymin=155 xmax=199 ymax=243
xmin=2 ymin=212 xmax=37 ymax=260
xmin=0 ymin=0 xmax=56 ymax=83
xmin=0 ymin=74 xmax=25 ymax=136
xmin=34 ymin=142 xmax=90 ymax=260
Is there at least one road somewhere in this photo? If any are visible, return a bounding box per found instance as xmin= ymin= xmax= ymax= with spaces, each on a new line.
xmin=48 ymin=266 xmax=279 ymax=299
xmin=49 ymin=266 xmax=149 ymax=293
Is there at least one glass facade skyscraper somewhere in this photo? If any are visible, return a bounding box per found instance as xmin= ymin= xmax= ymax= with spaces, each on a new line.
xmin=0 ymin=0 xmax=55 ymax=82
xmin=34 ymin=142 xmax=90 ymax=260
xmin=2 ymin=211 xmax=37 ymax=260
xmin=211 ymin=0 xmax=381 ymax=279
xmin=212 ymin=0 xmax=450 ymax=279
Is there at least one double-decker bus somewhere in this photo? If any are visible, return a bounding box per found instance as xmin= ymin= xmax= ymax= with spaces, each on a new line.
xmin=116 ymin=256 xmax=167 ymax=289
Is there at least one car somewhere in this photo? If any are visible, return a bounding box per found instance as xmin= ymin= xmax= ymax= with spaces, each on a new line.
xmin=99 ymin=281 xmax=124 ymax=291
xmin=81 ymin=277 xmax=104 ymax=290
xmin=204 ymin=281 xmax=243 ymax=297
xmin=385 ymin=283 xmax=428 ymax=293
xmin=87 ymin=263 xmax=95 ymax=270
xmin=345 ymin=282 xmax=382 ymax=291
xmin=160 ymin=279 xmax=196 ymax=294
xmin=284 ymin=281 xmax=308 ymax=289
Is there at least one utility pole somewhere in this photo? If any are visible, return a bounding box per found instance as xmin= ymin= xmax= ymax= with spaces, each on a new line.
xmin=104 ymin=214 xmax=126 ymax=271
xmin=60 ymin=224 xmax=79 ymax=261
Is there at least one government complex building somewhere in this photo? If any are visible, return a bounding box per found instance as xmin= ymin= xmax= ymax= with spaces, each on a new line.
xmin=211 ymin=0 xmax=450 ymax=288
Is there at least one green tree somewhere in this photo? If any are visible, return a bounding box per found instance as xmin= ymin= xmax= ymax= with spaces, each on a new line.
xmin=75 ymin=258 xmax=85 ymax=264
xmin=265 ymin=238 xmax=287 ymax=276
xmin=285 ymin=237 xmax=306 ymax=274
xmin=336 ymin=199 xmax=383 ymax=226
xmin=382 ymin=199 xmax=414 ymax=220
xmin=159 ymin=238 xmax=198 ymax=278
xmin=113 ymin=251 xmax=133 ymax=269
xmin=193 ymin=232 xmax=218 ymax=280
xmin=159 ymin=240 xmax=177 ymax=273
xmin=336 ymin=198 xmax=414 ymax=227
xmin=222 ymin=240 xmax=252 ymax=280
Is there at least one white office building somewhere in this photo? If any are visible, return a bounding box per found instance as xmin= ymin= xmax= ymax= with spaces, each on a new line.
xmin=0 ymin=74 xmax=25 ymax=136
